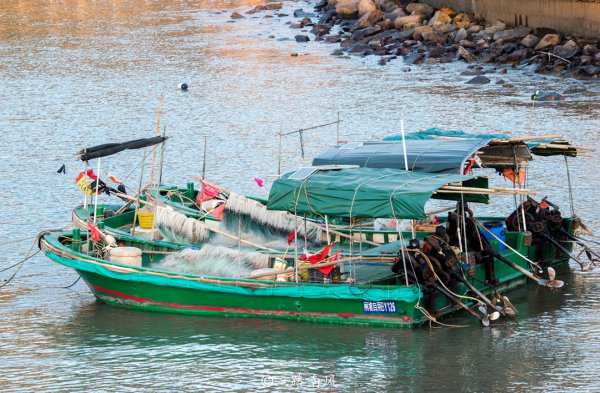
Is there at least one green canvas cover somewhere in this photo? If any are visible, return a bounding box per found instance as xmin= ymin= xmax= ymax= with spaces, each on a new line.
xmin=384 ymin=128 xmax=577 ymax=157
xmin=312 ymin=138 xmax=490 ymax=174
xmin=267 ymin=167 xmax=488 ymax=219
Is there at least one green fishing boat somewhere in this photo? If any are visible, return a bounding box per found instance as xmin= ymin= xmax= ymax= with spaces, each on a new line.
xmin=40 ymin=167 xmax=571 ymax=327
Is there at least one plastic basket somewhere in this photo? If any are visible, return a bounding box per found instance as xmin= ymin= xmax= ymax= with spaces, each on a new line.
xmin=138 ymin=211 xmax=155 ymax=229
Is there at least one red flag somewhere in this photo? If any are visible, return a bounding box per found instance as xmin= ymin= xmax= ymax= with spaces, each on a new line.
xmin=307 ymin=242 xmax=335 ymax=265
xmin=319 ymin=251 xmax=341 ymax=275
xmin=254 ymin=177 xmax=264 ymax=188
xmin=212 ymin=202 xmax=226 ymax=219
xmin=87 ymin=222 xmax=101 ymax=243
xmin=197 ymin=181 xmax=221 ymax=204
xmin=287 ymin=231 xmax=296 ymax=245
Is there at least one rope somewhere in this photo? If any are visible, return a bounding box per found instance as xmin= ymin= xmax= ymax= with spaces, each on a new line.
xmin=62 ymin=276 xmax=81 ymax=288
xmin=0 ymin=235 xmax=37 ymax=246
xmin=0 ymin=237 xmax=40 ymax=289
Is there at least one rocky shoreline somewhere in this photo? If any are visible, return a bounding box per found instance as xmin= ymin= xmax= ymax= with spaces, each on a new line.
xmin=233 ymin=1 xmax=600 ymax=79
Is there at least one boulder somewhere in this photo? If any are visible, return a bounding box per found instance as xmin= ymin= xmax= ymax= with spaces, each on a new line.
xmin=355 ymin=9 xmax=383 ymax=29
xmin=325 ymin=35 xmax=342 ymax=43
xmin=580 ymin=65 xmax=600 ymax=76
xmin=422 ymin=31 xmax=447 ymax=45
xmin=493 ymin=27 xmax=531 ymax=43
xmin=580 ymin=55 xmax=593 ymax=66
xmin=554 ymin=40 xmax=579 ymax=59
xmin=479 ymin=51 xmax=498 ymax=63
xmin=458 ymin=46 xmax=476 ymax=62
xmin=403 ymin=52 xmax=425 ymax=64
xmin=596 ymin=52 xmax=600 ymax=63
xmin=230 ymin=12 xmax=245 ymax=19
xmin=428 ymin=10 xmax=452 ymax=26
xmin=521 ymin=34 xmax=540 ymax=49
xmin=311 ymin=24 xmax=331 ymax=36
xmin=582 ymin=44 xmax=598 ymax=56
xmin=429 ymin=46 xmax=447 ymax=58
xmin=439 ymin=24 xmax=458 ymax=34
xmin=379 ymin=18 xmax=394 ymax=30
xmin=466 ymin=75 xmax=491 ymax=84
xmin=459 ymin=39 xmax=476 ymax=49
xmin=467 ymin=25 xmax=483 ymax=34
xmin=295 ymin=35 xmax=310 ymax=42
xmin=394 ymin=15 xmax=422 ymax=29
xmin=336 ymin=0 xmax=360 ymax=19
xmin=439 ymin=6 xmax=456 ymax=17
xmin=454 ymin=28 xmax=468 ymax=44
xmin=453 ymin=13 xmax=471 ymax=29
xmin=319 ymin=9 xmax=337 ymax=24
xmin=506 ymin=48 xmax=528 ymax=63
xmin=534 ymin=34 xmax=561 ymax=50
xmin=358 ymin=0 xmax=378 ymax=17
xmin=413 ymin=25 xmax=433 ymax=40
xmin=483 ymin=20 xmax=506 ymax=35
xmin=264 ymin=3 xmax=282 ymax=10
xmin=406 ymin=3 xmax=433 ymax=18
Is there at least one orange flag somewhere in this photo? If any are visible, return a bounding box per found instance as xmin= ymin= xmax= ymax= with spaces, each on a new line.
xmin=212 ymin=202 xmax=226 ymax=219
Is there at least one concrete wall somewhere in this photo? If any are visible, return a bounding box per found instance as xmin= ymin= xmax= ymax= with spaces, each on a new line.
xmin=421 ymin=0 xmax=600 ymax=37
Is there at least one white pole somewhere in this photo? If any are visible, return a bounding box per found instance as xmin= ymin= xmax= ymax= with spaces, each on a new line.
xmin=93 ymin=158 xmax=101 ymax=224
xmin=401 ymin=120 xmax=416 ymax=239
xmin=401 ymin=120 xmax=409 ymax=171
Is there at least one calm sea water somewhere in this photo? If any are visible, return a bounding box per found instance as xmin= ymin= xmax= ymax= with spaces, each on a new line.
xmin=1 ymin=1 xmax=599 ymax=391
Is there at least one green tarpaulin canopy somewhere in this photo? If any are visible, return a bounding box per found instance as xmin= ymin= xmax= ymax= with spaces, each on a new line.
xmin=384 ymin=128 xmax=577 ymax=157
xmin=312 ymin=139 xmax=490 ymax=174
xmin=267 ymin=167 xmax=489 ymax=219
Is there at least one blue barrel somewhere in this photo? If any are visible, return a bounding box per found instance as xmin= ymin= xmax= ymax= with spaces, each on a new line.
xmin=482 ymin=221 xmax=506 ymax=251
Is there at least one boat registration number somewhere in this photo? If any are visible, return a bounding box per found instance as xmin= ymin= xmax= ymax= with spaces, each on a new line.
xmin=362 ymin=301 xmax=397 ymax=314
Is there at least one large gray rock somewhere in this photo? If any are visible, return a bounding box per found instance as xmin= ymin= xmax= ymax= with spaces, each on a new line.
xmin=406 ymin=3 xmax=433 ymax=18
xmin=493 ymin=27 xmax=531 ymax=43
xmin=521 ymin=34 xmax=540 ymax=49
xmin=454 ymin=28 xmax=468 ymax=43
xmin=554 ymin=40 xmax=579 ymax=59
xmin=428 ymin=10 xmax=452 ymax=26
xmin=466 ymin=75 xmax=491 ymax=84
xmin=394 ymin=14 xmax=422 ymax=29
xmin=534 ymin=34 xmax=561 ymax=50
xmin=295 ymin=35 xmax=310 ymax=42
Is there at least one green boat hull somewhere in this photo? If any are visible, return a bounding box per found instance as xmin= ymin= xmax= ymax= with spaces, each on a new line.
xmin=40 ymin=227 xmax=569 ymax=327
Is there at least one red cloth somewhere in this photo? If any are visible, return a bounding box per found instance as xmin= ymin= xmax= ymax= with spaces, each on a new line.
xmin=287 ymin=231 xmax=296 ymax=245
xmin=254 ymin=177 xmax=264 ymax=188
xmin=318 ymin=251 xmax=341 ymax=275
xmin=87 ymin=222 xmax=101 ymax=243
xmin=197 ymin=182 xmax=221 ymax=204
xmin=212 ymin=202 xmax=226 ymax=219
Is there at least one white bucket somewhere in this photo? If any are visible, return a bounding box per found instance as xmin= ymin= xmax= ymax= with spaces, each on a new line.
xmin=109 ymin=247 xmax=143 ymax=267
